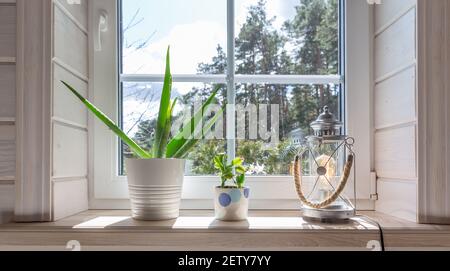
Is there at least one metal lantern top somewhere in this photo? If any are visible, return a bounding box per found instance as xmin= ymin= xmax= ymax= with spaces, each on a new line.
xmin=310 ymin=106 xmax=343 ymax=137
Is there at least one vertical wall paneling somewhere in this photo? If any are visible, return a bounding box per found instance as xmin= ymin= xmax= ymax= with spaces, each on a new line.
xmin=0 ymin=0 xmax=16 ymax=224
xmin=373 ymin=1 xmax=418 ymax=222
xmin=51 ymin=0 xmax=89 ymax=220
xmin=375 ymin=125 xmax=417 ymax=180
xmin=374 ymin=0 xmax=416 ymax=33
xmin=376 ymin=179 xmax=418 ymax=222
xmin=374 ymin=9 xmax=416 ymax=81
xmin=0 ymin=140 xmax=15 ymax=178
xmin=0 ymin=124 xmax=15 ymax=182
xmin=0 ymin=184 xmax=14 ymax=224
xmin=374 ymin=66 xmax=416 ymax=129
xmin=345 ymin=0 xmax=373 ymax=202
xmin=53 ymin=6 xmax=88 ymax=77
xmin=55 ymin=0 xmax=88 ymax=31
xmin=53 ymin=178 xmax=88 ymax=221
xmin=15 ymin=0 xmax=52 ymax=222
xmin=0 ymin=3 xmax=16 ymax=58
xmin=0 ymin=64 xmax=15 ymax=118
xmin=52 ymin=123 xmax=88 ymax=178
xmin=53 ymin=64 xmax=88 ymax=127
xmin=14 ymin=0 xmax=89 ymax=222
xmin=15 ymin=0 xmax=90 ymax=222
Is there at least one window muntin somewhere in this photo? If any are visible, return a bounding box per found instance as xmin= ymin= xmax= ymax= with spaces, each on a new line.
xmin=119 ymin=0 xmax=342 ymax=176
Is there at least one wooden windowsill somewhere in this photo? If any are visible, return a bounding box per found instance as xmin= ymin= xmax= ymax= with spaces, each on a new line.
xmin=0 ymin=210 xmax=449 ymax=251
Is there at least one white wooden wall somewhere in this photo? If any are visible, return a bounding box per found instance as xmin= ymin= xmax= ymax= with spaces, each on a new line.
xmin=2 ymin=0 xmax=89 ymax=223
xmin=373 ymin=0 xmax=418 ymax=222
xmin=0 ymin=0 xmax=16 ymax=224
xmin=51 ymin=0 xmax=89 ymax=220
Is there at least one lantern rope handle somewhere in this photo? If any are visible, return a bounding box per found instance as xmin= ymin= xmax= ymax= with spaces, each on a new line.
xmin=294 ymin=154 xmax=354 ymax=209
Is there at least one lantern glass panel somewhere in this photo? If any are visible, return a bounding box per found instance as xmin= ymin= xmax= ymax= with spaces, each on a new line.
xmin=300 ymin=137 xmax=355 ymax=208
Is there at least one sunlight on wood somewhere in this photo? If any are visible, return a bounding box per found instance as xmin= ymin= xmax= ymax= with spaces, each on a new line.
xmin=172 ymin=217 xmax=217 ymax=229
xmin=247 ymin=217 xmax=308 ymax=229
xmin=73 ymin=217 xmax=130 ymax=229
xmin=70 ymin=215 xmax=379 ymax=230
xmin=172 ymin=216 xmax=310 ymax=230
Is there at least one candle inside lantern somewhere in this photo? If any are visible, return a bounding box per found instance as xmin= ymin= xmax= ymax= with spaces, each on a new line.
xmin=314 ymin=154 xmax=337 ymax=201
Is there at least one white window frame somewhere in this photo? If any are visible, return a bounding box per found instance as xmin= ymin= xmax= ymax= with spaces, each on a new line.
xmin=88 ymin=0 xmax=374 ymax=210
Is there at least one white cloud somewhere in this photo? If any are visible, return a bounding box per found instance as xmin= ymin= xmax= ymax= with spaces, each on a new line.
xmin=122 ymin=98 xmax=159 ymax=135
xmin=123 ymin=1 xmax=299 ymax=75
xmin=236 ymin=0 xmax=298 ymax=30
xmin=123 ymin=21 xmax=226 ymax=74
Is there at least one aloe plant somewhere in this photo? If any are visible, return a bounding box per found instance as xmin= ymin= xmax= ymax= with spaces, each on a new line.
xmin=214 ymin=153 xmax=247 ymax=188
xmin=62 ymin=47 xmax=223 ymax=159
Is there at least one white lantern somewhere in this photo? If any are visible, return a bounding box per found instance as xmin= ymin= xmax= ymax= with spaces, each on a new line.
xmin=294 ymin=106 xmax=356 ymax=222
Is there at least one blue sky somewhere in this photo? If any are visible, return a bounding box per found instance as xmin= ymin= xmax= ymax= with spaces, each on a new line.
xmin=121 ymin=0 xmax=299 ymax=75
xmin=122 ymin=0 xmax=227 ymax=43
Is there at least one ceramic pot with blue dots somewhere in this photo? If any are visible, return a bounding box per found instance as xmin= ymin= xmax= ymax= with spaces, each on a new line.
xmin=214 ymin=186 xmax=250 ymax=221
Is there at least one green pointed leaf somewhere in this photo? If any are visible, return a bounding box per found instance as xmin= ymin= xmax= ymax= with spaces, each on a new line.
xmin=166 ymin=85 xmax=221 ymax=158
xmin=61 ymin=81 xmax=151 ymax=159
xmin=152 ymin=46 xmax=173 ymax=158
xmin=172 ymin=107 xmax=224 ymax=158
xmin=214 ymin=153 xmax=226 ymax=171
xmin=158 ymin=98 xmax=178 ymax=158
xmin=235 ymin=165 xmax=246 ymax=175
xmin=236 ymin=174 xmax=245 ymax=188
xmin=232 ymin=157 xmax=243 ymax=166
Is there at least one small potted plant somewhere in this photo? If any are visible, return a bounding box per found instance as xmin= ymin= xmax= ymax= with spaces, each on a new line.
xmin=213 ymin=153 xmax=249 ymax=221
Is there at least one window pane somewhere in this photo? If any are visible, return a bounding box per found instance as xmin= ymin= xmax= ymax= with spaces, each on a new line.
xmin=119 ymin=0 xmax=343 ymax=178
xmin=235 ymin=83 xmax=341 ymax=175
xmin=121 ymin=0 xmax=227 ymax=74
xmin=121 ymin=82 xmax=226 ymax=175
xmin=234 ymin=0 xmax=339 ymax=75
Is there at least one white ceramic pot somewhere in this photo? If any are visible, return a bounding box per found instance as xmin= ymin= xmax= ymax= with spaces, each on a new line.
xmin=125 ymin=158 xmax=185 ymax=221
xmin=214 ymin=186 xmax=250 ymax=221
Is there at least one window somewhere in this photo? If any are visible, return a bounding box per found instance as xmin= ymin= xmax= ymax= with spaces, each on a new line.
xmin=119 ymin=0 xmax=343 ymax=176
xmin=90 ymin=0 xmax=373 ymax=209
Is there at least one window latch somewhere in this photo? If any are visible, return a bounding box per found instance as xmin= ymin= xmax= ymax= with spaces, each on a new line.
xmin=94 ymin=10 xmax=109 ymax=52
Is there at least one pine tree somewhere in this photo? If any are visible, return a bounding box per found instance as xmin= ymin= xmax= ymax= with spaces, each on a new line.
xmin=286 ymin=0 xmax=339 ymax=133
xmin=129 ymin=0 xmax=340 ymax=175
